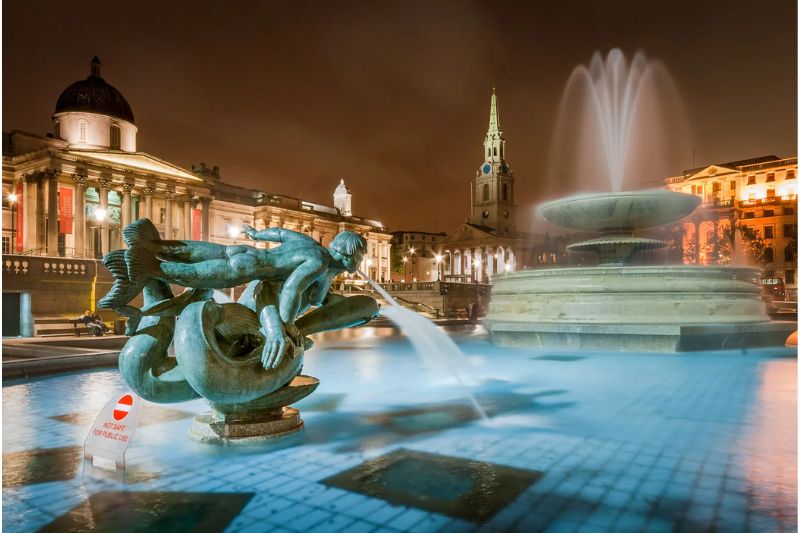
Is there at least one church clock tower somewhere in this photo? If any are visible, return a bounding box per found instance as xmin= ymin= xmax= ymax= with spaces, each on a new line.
xmin=471 ymin=88 xmax=516 ymax=235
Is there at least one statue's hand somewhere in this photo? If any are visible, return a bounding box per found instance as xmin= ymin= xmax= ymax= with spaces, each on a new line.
xmin=242 ymin=225 xmax=257 ymax=240
xmin=261 ymin=327 xmax=289 ymax=370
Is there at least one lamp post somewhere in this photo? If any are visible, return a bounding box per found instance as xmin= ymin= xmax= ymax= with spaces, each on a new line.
xmin=474 ymin=257 xmax=482 ymax=283
xmin=435 ymin=253 xmax=443 ymax=281
xmin=402 ymin=256 xmax=408 ymax=282
xmin=409 ymin=246 xmax=416 ymax=283
xmin=93 ymin=206 xmax=107 ymax=258
xmin=8 ymin=192 xmax=17 ymax=254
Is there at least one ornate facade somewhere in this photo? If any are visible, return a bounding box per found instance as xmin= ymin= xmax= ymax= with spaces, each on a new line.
xmin=665 ymin=155 xmax=798 ymax=296
xmin=2 ymin=58 xmax=392 ymax=284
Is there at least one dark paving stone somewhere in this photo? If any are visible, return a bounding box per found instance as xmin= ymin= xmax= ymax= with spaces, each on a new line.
xmin=40 ymin=491 xmax=254 ymax=532
xmin=532 ymin=355 xmax=586 ymax=362
xmin=51 ymin=405 xmax=194 ymax=427
xmin=365 ymin=404 xmax=478 ymax=435
xmin=3 ymin=446 xmax=82 ymax=488
xmin=322 ymin=448 xmax=541 ymax=522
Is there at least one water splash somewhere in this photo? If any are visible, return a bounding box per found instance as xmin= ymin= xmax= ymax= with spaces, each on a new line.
xmin=357 ymin=270 xmax=488 ymax=419
xmin=546 ymin=48 xmax=691 ymax=195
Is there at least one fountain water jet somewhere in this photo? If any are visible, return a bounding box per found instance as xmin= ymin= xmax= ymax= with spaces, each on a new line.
xmin=358 ymin=271 xmax=488 ymax=419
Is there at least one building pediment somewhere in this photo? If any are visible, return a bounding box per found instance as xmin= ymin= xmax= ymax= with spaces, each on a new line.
xmin=65 ymin=150 xmax=202 ymax=182
xmin=444 ymin=222 xmax=496 ymax=244
xmin=685 ymin=164 xmax=739 ymax=181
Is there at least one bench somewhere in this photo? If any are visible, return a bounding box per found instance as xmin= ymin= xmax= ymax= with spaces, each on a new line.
xmin=34 ymin=317 xmax=113 ymax=337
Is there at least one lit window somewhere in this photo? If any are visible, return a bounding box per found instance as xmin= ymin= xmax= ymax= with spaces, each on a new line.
xmin=747 ymin=176 xmax=756 ymax=185
xmin=712 ymin=182 xmax=721 ymax=193
xmin=766 ymin=173 xmax=775 ymax=183
xmin=764 ymin=225 xmax=775 ymax=239
xmin=730 ymin=180 xmax=736 ymax=190
xmin=787 ymin=170 xmax=796 ymax=180
xmin=767 ymin=189 xmax=775 ymax=198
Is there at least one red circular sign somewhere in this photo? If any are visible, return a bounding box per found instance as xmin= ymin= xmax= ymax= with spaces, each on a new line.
xmin=113 ymin=394 xmax=134 ymax=421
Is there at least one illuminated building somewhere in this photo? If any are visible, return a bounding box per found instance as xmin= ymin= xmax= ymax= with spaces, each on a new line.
xmin=439 ymin=89 xmax=564 ymax=282
xmin=665 ymin=155 xmax=798 ymax=295
xmin=1 ymin=57 xmax=391 ymax=322
xmin=390 ymin=231 xmax=447 ymax=282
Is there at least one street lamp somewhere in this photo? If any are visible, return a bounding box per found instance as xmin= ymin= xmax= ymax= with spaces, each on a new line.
xmin=8 ymin=192 xmax=17 ymax=254
xmin=434 ymin=253 xmax=443 ymax=281
xmin=474 ymin=257 xmax=482 ymax=283
xmin=94 ymin=207 xmax=107 ymax=222
xmin=402 ymin=256 xmax=408 ymax=282
xmin=227 ymin=225 xmax=241 ymax=239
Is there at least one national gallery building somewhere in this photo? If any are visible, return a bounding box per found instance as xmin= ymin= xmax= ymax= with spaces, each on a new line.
xmin=2 ymin=58 xmax=391 ymax=328
xmin=2 ymin=58 xmax=391 ymax=271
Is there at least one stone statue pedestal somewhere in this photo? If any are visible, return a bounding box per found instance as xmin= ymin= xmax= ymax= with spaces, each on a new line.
xmin=189 ymin=375 xmax=319 ymax=444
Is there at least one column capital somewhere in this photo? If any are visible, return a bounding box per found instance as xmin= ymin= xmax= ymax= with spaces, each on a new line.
xmin=143 ymin=186 xmax=155 ymax=195
xmin=199 ymin=196 xmax=212 ymax=205
xmin=179 ymin=193 xmax=194 ymax=202
xmin=121 ymin=182 xmax=135 ymax=193
xmin=164 ymin=191 xmax=176 ymax=200
xmin=98 ymin=178 xmax=112 ymax=189
xmin=72 ymin=173 xmax=88 ymax=185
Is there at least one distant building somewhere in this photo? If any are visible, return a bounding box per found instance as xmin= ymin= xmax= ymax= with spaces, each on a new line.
xmin=665 ymin=155 xmax=798 ymax=295
xmin=2 ymin=57 xmax=391 ymax=324
xmin=439 ymin=89 xmax=564 ymax=281
xmin=390 ymin=230 xmax=447 ymax=282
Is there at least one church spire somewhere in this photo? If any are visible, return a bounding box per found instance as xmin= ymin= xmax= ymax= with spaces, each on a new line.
xmin=488 ymin=86 xmax=501 ymax=134
xmin=483 ymin=87 xmax=505 ymax=163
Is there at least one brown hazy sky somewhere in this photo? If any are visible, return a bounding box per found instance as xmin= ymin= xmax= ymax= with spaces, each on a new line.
xmin=3 ymin=0 xmax=796 ymax=232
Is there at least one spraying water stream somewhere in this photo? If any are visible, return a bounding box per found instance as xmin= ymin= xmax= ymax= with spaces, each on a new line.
xmin=357 ymin=270 xmax=488 ymax=419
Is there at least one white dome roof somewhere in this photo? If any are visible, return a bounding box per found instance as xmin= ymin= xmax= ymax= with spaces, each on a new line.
xmin=334 ymin=178 xmax=350 ymax=195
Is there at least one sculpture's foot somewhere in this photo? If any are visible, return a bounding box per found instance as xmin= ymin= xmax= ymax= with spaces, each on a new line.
xmin=188 ymin=374 xmax=320 ymax=445
xmin=189 ymin=406 xmax=304 ymax=444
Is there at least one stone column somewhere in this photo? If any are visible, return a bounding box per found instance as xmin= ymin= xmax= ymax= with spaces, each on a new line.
xmin=200 ymin=197 xmax=211 ymax=241
xmin=164 ymin=191 xmax=175 ymax=239
xmin=486 ymin=247 xmax=494 ymax=279
xmin=143 ymin=187 xmax=155 ymax=221
xmin=121 ymin=183 xmax=133 ymax=230
xmin=183 ymin=195 xmax=193 ymax=240
xmin=36 ymin=172 xmax=46 ymax=250
xmin=46 ymin=171 xmax=60 ymax=256
xmin=99 ymin=179 xmax=111 ymax=256
xmin=23 ymin=173 xmax=39 ymax=252
xmin=72 ymin=173 xmax=87 ymax=258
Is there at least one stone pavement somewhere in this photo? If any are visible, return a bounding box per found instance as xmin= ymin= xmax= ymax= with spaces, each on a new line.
xmin=2 ymin=326 xmax=796 ymax=532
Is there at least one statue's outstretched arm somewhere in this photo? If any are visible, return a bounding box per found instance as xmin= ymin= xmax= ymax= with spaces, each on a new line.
xmin=243 ymin=226 xmax=316 ymax=244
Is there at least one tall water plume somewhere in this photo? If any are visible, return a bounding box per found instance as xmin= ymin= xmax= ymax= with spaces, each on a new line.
xmin=545 ymin=48 xmax=692 ymax=197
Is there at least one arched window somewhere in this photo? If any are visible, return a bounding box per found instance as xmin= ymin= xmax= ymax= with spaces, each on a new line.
xmin=482 ymin=184 xmax=489 ymax=201
xmin=54 ymin=121 xmax=61 ymax=139
xmin=487 ymin=148 xmax=490 ymax=157
xmin=764 ymin=247 xmax=774 ymax=263
xmin=500 ymin=145 xmax=503 ymax=157
xmin=785 ymin=246 xmax=794 ymax=262
xmin=110 ymin=124 xmax=120 ymax=149
xmin=79 ymin=120 xmax=87 ymax=143
xmin=502 ymin=184 xmax=508 ymax=201
xmin=493 ymin=147 xmax=497 ymax=156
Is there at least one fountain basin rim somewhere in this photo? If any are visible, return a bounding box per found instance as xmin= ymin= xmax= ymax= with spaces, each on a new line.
xmin=537 ymin=189 xmax=700 ymax=232
xmin=493 ymin=265 xmax=763 ymax=279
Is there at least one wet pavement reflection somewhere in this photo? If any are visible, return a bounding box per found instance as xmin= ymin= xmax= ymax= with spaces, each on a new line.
xmin=2 ymin=325 xmax=796 ymax=531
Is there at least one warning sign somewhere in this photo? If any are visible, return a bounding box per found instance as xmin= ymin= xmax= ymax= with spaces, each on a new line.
xmin=84 ymin=391 xmax=142 ymax=470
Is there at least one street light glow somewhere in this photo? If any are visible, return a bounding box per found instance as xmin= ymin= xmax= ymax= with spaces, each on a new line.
xmin=94 ymin=207 xmax=107 ymax=222
xmin=434 ymin=254 xmax=442 ymax=263
xmin=227 ymin=225 xmax=241 ymax=238
xmin=402 ymin=256 xmax=408 ymax=263
xmin=366 ymin=258 xmax=373 ymax=267
xmin=8 ymin=192 xmax=17 ymax=203
xmin=409 ymin=247 xmax=415 ymax=255
xmin=474 ymin=258 xmax=482 ymax=266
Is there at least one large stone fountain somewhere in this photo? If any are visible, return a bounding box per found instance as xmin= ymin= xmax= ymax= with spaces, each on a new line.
xmin=484 ymin=189 xmax=795 ymax=352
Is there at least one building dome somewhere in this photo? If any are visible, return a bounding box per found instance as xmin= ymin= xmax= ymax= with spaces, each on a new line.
xmin=54 ymin=57 xmax=135 ymax=124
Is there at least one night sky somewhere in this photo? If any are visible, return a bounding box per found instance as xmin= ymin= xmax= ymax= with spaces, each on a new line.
xmin=3 ymin=0 xmax=796 ymax=232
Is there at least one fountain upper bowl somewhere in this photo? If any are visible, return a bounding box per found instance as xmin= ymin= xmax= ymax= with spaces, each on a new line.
xmin=537 ymin=189 xmax=700 ymax=233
